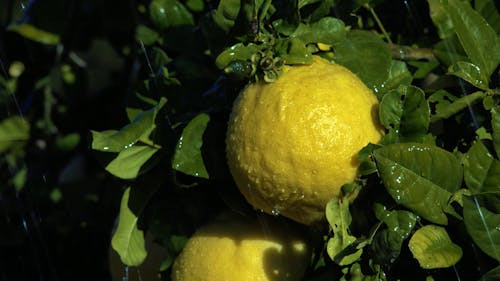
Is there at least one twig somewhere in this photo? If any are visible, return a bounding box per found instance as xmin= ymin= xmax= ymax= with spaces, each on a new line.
xmin=389 ymin=44 xmax=437 ymax=61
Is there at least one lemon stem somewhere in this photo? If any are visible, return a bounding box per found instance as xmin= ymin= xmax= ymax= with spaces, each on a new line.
xmin=365 ymin=4 xmax=393 ymax=44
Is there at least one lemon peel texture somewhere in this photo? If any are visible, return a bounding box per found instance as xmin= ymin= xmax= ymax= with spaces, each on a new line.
xmin=171 ymin=214 xmax=310 ymax=281
xmin=226 ymin=55 xmax=384 ymax=225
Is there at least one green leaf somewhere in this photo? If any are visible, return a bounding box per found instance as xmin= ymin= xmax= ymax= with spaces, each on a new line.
xmin=447 ymin=0 xmax=500 ymax=81
xmin=372 ymin=204 xmax=418 ymax=265
xmin=215 ymin=43 xmax=260 ymax=69
xmin=92 ymin=98 xmax=166 ymax=152
xmin=408 ymin=225 xmax=463 ymax=269
xmin=135 ymin=25 xmax=160 ymax=46
xmin=475 ymin=0 xmax=500 ymax=36
xmin=0 ymin=116 xmax=30 ymax=153
xmin=380 ymin=60 xmax=413 ymax=92
xmin=463 ymin=140 xmax=500 ymax=194
xmin=379 ymin=85 xmax=430 ymax=143
xmin=448 ymin=61 xmax=489 ymax=90
xmin=186 ymin=0 xmax=205 ymax=12
xmin=276 ymin=37 xmax=313 ymax=65
xmin=463 ymin=196 xmax=500 ymax=261
xmin=428 ymin=0 xmax=455 ymax=39
xmin=7 ymin=23 xmax=60 ymax=45
xmin=492 ymin=107 xmax=500 ymax=158
xmin=55 ymin=133 xmax=80 ymax=151
xmin=291 ymin=17 xmax=346 ymax=45
xmin=106 ymin=145 xmax=160 ymax=180
xmin=333 ymin=30 xmax=392 ymax=95
xmin=407 ymin=60 xmax=439 ymax=79
xmin=479 ymin=265 xmax=500 ymax=281
xmin=326 ymin=198 xmax=363 ymax=265
xmin=112 ymin=187 xmax=148 ymax=266
xmin=212 ymin=0 xmax=241 ymax=32
xmin=429 ymin=91 xmax=485 ymax=123
xmin=149 ymin=0 xmax=194 ymax=30
xmin=373 ymin=143 xmax=463 ymax=225
xmin=172 ymin=113 xmax=210 ymax=179
xmin=433 ymin=36 xmax=469 ymax=66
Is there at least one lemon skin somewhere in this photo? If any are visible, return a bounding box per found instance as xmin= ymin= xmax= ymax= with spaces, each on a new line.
xmin=226 ymin=55 xmax=383 ymax=225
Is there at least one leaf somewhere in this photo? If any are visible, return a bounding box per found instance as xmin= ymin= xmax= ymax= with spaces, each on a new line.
xmin=186 ymin=0 xmax=205 ymax=12
xmin=55 ymin=133 xmax=80 ymax=151
xmin=373 ymin=143 xmax=463 ymax=225
xmin=479 ymin=265 xmax=500 ymax=281
xmin=172 ymin=113 xmax=210 ymax=179
xmin=428 ymin=0 xmax=454 ymax=39
xmin=407 ymin=60 xmax=439 ymax=79
xmin=408 ymin=225 xmax=463 ymax=269
xmin=212 ymin=0 xmax=241 ymax=32
xmin=111 ymin=187 xmax=148 ymax=266
xmin=333 ymin=30 xmax=392 ymax=95
xmin=326 ymin=198 xmax=363 ymax=265
xmin=290 ymin=17 xmax=346 ymax=45
xmin=215 ymin=43 xmax=260 ymax=69
xmin=433 ymin=36 xmax=469 ymax=66
xmin=372 ymin=204 xmax=418 ymax=265
xmin=0 ymin=116 xmax=30 ymax=153
xmin=379 ymin=85 xmax=430 ymax=143
xmin=135 ymin=25 xmax=160 ymax=46
xmin=446 ymin=0 xmax=500 ymax=81
xmin=448 ymin=61 xmax=489 ymax=90
xmin=106 ymin=145 xmax=160 ymax=180
xmin=492 ymin=107 xmax=500 ymax=158
xmin=7 ymin=23 xmax=60 ymax=45
xmin=475 ymin=0 xmax=500 ymax=37
xmin=276 ymin=37 xmax=312 ymax=65
xmin=149 ymin=0 xmax=195 ymax=30
xmin=429 ymin=91 xmax=485 ymax=123
xmin=463 ymin=196 xmax=500 ymax=261
xmin=380 ymin=60 xmax=413 ymax=92
xmin=463 ymin=140 xmax=500 ymax=195
xmin=92 ymin=98 xmax=166 ymax=152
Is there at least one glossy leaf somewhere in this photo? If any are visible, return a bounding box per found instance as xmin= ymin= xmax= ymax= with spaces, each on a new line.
xmin=372 ymin=204 xmax=418 ymax=265
xmin=333 ymin=30 xmax=392 ymax=94
xmin=7 ymin=23 xmax=60 ymax=45
xmin=291 ymin=17 xmax=346 ymax=45
xmin=463 ymin=141 xmax=500 ymax=194
xmin=111 ymin=187 xmax=148 ymax=266
xmin=447 ymin=0 xmax=500 ymax=80
xmin=149 ymin=0 xmax=194 ymax=30
xmin=106 ymin=145 xmax=159 ymax=180
xmin=475 ymin=0 xmax=500 ymax=32
xmin=479 ymin=265 xmax=500 ymax=281
xmin=379 ymin=60 xmax=413 ymax=93
xmin=92 ymin=98 xmax=166 ymax=152
xmin=0 ymin=116 xmax=30 ymax=153
xmin=428 ymin=0 xmax=454 ymax=39
xmin=326 ymin=198 xmax=362 ymax=265
xmin=172 ymin=113 xmax=210 ymax=179
xmin=276 ymin=37 xmax=312 ymax=65
xmin=492 ymin=107 xmax=500 ymax=158
xmin=433 ymin=36 xmax=469 ymax=66
xmin=448 ymin=61 xmax=489 ymax=90
xmin=408 ymin=225 xmax=462 ymax=269
xmin=215 ymin=43 xmax=260 ymax=69
xmin=373 ymin=143 xmax=463 ymax=225
xmin=463 ymin=196 xmax=500 ymax=261
xmin=379 ymin=85 xmax=430 ymax=143
xmin=430 ymin=91 xmax=485 ymax=123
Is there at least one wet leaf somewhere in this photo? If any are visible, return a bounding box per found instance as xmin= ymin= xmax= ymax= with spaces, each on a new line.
xmin=379 ymin=85 xmax=430 ymax=143
xmin=326 ymin=198 xmax=363 ymax=265
xmin=475 ymin=0 xmax=500 ymax=32
xmin=172 ymin=113 xmax=210 ymax=179
xmin=149 ymin=0 xmax=194 ymax=30
xmin=7 ymin=23 xmax=60 ymax=45
xmin=479 ymin=265 xmax=500 ymax=281
xmin=492 ymin=107 xmax=500 ymax=158
xmin=372 ymin=204 xmax=418 ymax=265
xmin=428 ymin=0 xmax=454 ymax=39
xmin=463 ymin=141 xmax=500 ymax=195
xmin=433 ymin=36 xmax=469 ymax=66
xmin=429 ymin=91 xmax=485 ymax=123
xmin=463 ymin=196 xmax=500 ymax=261
xmin=446 ymin=0 xmax=500 ymax=81
xmin=291 ymin=17 xmax=346 ymax=45
xmin=333 ymin=30 xmax=392 ymax=95
xmin=92 ymin=98 xmax=166 ymax=152
xmin=380 ymin=60 xmax=413 ymax=93
xmin=215 ymin=43 xmax=260 ymax=69
xmin=408 ymin=225 xmax=462 ymax=269
xmin=106 ymin=145 xmax=160 ymax=180
xmin=276 ymin=37 xmax=312 ymax=65
xmin=112 ymin=187 xmax=148 ymax=266
xmin=0 ymin=116 xmax=30 ymax=153
xmin=373 ymin=143 xmax=463 ymax=225
xmin=448 ymin=61 xmax=489 ymax=90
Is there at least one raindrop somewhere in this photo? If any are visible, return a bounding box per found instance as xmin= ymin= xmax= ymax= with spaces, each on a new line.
xmin=271 ymin=207 xmax=280 ymax=216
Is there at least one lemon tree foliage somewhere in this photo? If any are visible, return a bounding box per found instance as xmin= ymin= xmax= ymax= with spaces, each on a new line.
xmin=2 ymin=0 xmax=500 ymax=280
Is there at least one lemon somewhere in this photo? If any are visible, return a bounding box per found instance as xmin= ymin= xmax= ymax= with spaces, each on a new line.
xmin=226 ymin=55 xmax=383 ymax=225
xmin=171 ymin=213 xmax=310 ymax=281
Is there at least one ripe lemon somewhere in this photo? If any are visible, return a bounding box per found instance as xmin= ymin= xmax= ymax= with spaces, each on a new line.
xmin=226 ymin=55 xmax=383 ymax=225
xmin=171 ymin=213 xmax=310 ymax=281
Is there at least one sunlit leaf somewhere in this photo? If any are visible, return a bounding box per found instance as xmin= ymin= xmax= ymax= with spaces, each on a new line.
xmin=92 ymin=98 xmax=166 ymax=152
xmin=7 ymin=23 xmax=60 ymax=45
xmin=373 ymin=143 xmax=463 ymax=225
xmin=326 ymin=198 xmax=362 ymax=265
xmin=333 ymin=30 xmax=392 ymax=95
xmin=448 ymin=61 xmax=489 ymax=90
xmin=408 ymin=225 xmax=462 ymax=269
xmin=429 ymin=91 xmax=485 ymax=123
xmin=463 ymin=196 xmax=500 ymax=261
xmin=112 ymin=187 xmax=148 ymax=266
xmin=0 ymin=116 xmax=30 ymax=153
xmin=106 ymin=145 xmax=160 ymax=180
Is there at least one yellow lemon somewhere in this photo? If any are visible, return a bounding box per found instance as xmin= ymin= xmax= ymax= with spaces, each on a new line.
xmin=226 ymin=55 xmax=383 ymax=225
xmin=171 ymin=213 xmax=310 ymax=281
